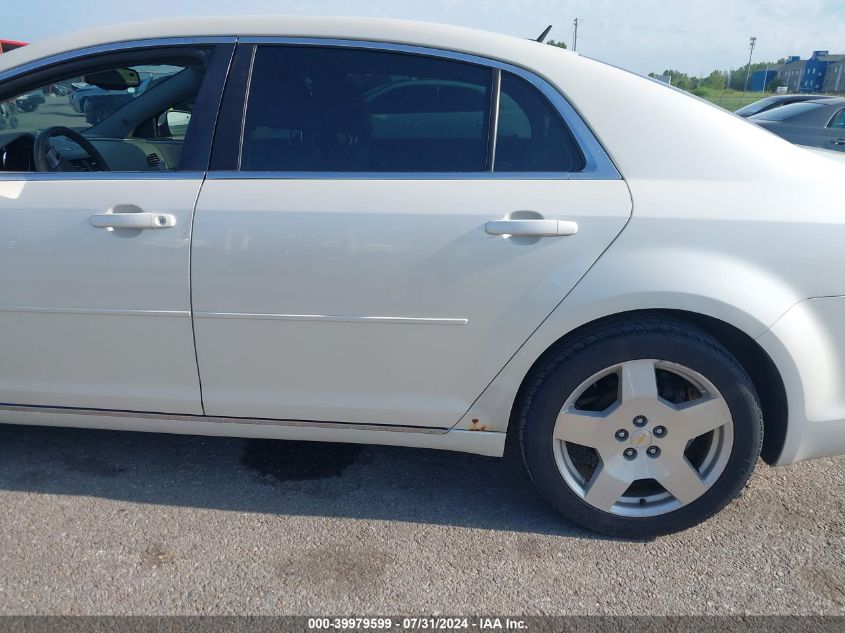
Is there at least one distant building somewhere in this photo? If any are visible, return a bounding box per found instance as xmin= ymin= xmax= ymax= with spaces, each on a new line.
xmin=775 ymin=51 xmax=844 ymax=93
xmin=780 ymin=56 xmax=806 ymax=93
xmin=750 ymin=69 xmax=780 ymax=91
xmin=822 ymin=56 xmax=845 ymax=93
xmin=801 ymin=51 xmax=830 ymax=92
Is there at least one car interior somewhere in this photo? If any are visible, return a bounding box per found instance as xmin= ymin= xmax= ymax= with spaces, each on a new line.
xmin=0 ymin=51 xmax=208 ymax=173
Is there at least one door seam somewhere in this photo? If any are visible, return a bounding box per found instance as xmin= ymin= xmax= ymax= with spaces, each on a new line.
xmin=188 ymin=174 xmax=207 ymax=414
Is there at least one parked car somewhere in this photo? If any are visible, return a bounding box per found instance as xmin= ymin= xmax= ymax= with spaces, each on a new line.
xmin=0 ymin=39 xmax=26 ymax=55
xmin=83 ymin=74 xmax=167 ymax=124
xmin=734 ymin=93 xmax=835 ymax=118
xmin=14 ymin=90 xmax=45 ymax=112
xmin=0 ymin=17 xmax=844 ymax=537
xmin=0 ymin=100 xmax=17 ymax=129
xmin=69 ymin=84 xmax=119 ymax=113
xmin=750 ymin=97 xmax=845 ymax=152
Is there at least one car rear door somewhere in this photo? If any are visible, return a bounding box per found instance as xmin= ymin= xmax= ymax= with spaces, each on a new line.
xmin=0 ymin=40 xmax=233 ymax=414
xmin=191 ymin=41 xmax=632 ymax=428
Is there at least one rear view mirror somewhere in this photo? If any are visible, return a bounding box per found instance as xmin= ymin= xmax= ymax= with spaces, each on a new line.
xmin=83 ymin=68 xmax=141 ymax=91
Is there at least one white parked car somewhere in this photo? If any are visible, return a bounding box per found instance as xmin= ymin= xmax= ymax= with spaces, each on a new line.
xmin=0 ymin=17 xmax=843 ymax=537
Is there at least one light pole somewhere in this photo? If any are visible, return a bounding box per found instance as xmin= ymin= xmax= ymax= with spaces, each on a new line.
xmin=744 ymin=36 xmax=757 ymax=92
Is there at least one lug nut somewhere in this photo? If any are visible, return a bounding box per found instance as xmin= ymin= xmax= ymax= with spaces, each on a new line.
xmin=633 ymin=415 xmax=648 ymax=428
xmin=647 ymin=446 xmax=661 ymax=458
xmin=653 ymin=426 xmax=667 ymax=438
xmin=615 ymin=429 xmax=629 ymax=441
xmin=623 ymin=448 xmax=637 ymax=460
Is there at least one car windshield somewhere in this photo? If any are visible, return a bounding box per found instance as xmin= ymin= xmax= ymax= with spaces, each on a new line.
xmin=735 ymin=97 xmax=782 ymax=117
xmin=751 ymin=101 xmax=826 ymax=121
xmin=2 ymin=63 xmax=187 ymax=136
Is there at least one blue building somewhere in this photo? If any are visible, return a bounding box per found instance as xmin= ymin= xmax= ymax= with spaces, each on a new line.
xmin=801 ymin=50 xmax=830 ymax=92
xmin=750 ymin=69 xmax=779 ymax=91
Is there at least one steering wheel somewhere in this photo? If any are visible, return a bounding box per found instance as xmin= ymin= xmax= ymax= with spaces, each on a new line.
xmin=33 ymin=126 xmax=111 ymax=172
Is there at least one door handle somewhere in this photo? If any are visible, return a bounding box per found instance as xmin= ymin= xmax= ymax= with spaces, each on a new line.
xmin=831 ymin=138 xmax=845 ymax=146
xmin=485 ymin=219 xmax=579 ymax=237
xmin=90 ymin=212 xmax=176 ymax=230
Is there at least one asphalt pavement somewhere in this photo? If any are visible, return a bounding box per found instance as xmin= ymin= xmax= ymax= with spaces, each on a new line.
xmin=5 ymin=94 xmax=87 ymax=135
xmin=0 ymin=422 xmax=842 ymax=615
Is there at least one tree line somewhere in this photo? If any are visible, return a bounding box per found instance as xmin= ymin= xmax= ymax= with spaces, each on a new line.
xmin=543 ymin=40 xmax=784 ymax=93
xmin=648 ymin=60 xmax=788 ymax=92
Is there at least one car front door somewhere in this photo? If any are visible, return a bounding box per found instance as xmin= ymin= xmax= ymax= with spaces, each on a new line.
xmin=826 ymin=108 xmax=845 ymax=151
xmin=191 ymin=42 xmax=632 ymax=428
xmin=0 ymin=40 xmax=232 ymax=414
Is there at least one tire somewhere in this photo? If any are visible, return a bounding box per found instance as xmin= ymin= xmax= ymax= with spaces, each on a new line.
xmin=518 ymin=317 xmax=763 ymax=538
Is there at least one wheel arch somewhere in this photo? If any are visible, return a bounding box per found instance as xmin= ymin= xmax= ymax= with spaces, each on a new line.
xmin=505 ymin=309 xmax=788 ymax=465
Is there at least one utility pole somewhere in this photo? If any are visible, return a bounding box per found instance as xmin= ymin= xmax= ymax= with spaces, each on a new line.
xmin=744 ymin=36 xmax=757 ymax=92
xmin=573 ymin=18 xmax=578 ymax=52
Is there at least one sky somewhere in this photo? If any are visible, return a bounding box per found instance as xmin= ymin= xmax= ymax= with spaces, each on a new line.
xmin=4 ymin=0 xmax=845 ymax=76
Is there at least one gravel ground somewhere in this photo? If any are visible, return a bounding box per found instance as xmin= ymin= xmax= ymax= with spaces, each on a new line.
xmin=0 ymin=423 xmax=842 ymax=615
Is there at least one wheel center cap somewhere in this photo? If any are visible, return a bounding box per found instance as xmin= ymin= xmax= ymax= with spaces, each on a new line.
xmin=630 ymin=429 xmax=653 ymax=448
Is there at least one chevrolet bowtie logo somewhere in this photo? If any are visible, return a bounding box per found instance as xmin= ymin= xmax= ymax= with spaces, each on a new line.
xmin=632 ymin=431 xmax=652 ymax=447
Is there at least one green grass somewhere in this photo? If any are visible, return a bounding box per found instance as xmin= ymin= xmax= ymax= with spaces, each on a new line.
xmin=695 ymin=89 xmax=769 ymax=112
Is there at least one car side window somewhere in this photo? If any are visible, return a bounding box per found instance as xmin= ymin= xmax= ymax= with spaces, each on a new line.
xmin=495 ymin=72 xmax=586 ymax=172
xmin=0 ymin=52 xmax=209 ymax=173
xmin=241 ymin=46 xmax=493 ymax=172
xmin=830 ymin=109 xmax=845 ymax=129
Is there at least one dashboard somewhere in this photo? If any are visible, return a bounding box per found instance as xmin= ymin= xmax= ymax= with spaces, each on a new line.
xmin=0 ymin=131 xmax=184 ymax=173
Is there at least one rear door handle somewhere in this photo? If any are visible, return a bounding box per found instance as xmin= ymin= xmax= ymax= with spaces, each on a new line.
xmin=90 ymin=212 xmax=176 ymax=230
xmin=485 ymin=219 xmax=579 ymax=237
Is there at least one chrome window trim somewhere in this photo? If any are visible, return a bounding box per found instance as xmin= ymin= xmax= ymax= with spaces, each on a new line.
xmin=485 ymin=68 xmax=502 ymax=172
xmin=236 ymin=44 xmax=258 ymax=171
xmin=205 ymin=170 xmax=583 ymax=181
xmin=0 ymin=35 xmax=620 ymax=181
xmin=0 ymin=37 xmax=238 ymax=83
xmin=0 ymin=171 xmax=206 ymax=181
xmin=235 ymin=37 xmax=620 ymax=180
xmin=0 ymin=37 xmax=236 ymax=182
xmin=826 ymin=107 xmax=845 ymax=129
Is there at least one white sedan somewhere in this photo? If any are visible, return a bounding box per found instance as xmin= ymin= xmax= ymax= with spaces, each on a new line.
xmin=0 ymin=17 xmax=843 ymax=538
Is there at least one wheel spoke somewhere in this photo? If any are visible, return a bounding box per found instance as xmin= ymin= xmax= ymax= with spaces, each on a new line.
xmin=619 ymin=360 xmax=658 ymax=403
xmin=655 ymin=455 xmax=708 ymax=505
xmin=672 ymin=395 xmax=732 ymax=440
xmin=553 ymin=408 xmax=608 ymax=448
xmin=584 ymin=462 xmax=632 ymax=512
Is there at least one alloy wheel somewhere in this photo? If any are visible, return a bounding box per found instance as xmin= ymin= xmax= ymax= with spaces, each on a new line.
xmin=552 ymin=359 xmax=734 ymax=517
